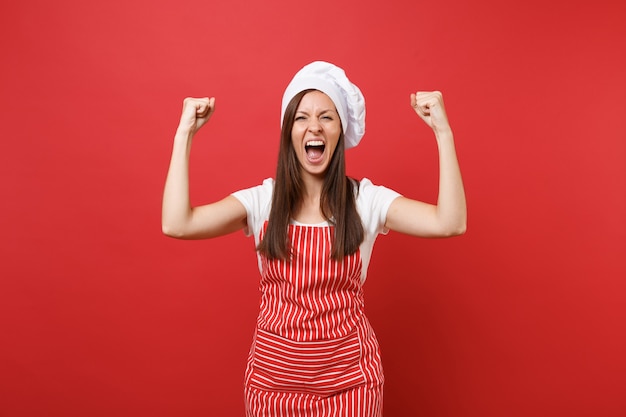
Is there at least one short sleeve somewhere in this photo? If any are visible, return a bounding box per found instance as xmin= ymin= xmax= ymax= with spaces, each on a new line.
xmin=231 ymin=178 xmax=274 ymax=245
xmin=357 ymin=178 xmax=402 ymax=237
xmin=356 ymin=178 xmax=402 ymax=283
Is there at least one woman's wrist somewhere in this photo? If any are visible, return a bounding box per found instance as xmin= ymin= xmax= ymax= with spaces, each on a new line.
xmin=174 ymin=127 xmax=194 ymax=144
xmin=434 ymin=127 xmax=454 ymax=145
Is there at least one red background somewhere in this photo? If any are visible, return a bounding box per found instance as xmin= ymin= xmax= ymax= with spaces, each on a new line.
xmin=1 ymin=0 xmax=625 ymax=416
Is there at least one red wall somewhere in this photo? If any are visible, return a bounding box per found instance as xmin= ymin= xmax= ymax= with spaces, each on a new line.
xmin=2 ymin=0 xmax=625 ymax=416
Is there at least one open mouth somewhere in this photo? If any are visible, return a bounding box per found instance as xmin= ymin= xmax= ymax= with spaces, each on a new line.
xmin=305 ymin=140 xmax=326 ymax=160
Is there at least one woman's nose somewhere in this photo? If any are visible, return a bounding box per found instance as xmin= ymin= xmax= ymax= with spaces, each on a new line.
xmin=307 ymin=119 xmax=322 ymax=132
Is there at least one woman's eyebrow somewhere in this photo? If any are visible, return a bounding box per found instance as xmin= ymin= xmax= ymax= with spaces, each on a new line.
xmin=295 ymin=108 xmax=337 ymax=115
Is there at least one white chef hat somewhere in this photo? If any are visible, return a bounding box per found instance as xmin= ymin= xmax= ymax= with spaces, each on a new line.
xmin=281 ymin=61 xmax=365 ymax=149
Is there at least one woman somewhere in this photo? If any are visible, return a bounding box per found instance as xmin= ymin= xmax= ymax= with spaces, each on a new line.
xmin=162 ymin=61 xmax=466 ymax=416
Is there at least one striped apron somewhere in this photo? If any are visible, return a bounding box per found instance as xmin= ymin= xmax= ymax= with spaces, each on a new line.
xmin=245 ymin=224 xmax=384 ymax=416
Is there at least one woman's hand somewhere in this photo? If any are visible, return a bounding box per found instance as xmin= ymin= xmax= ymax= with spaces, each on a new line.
xmin=411 ymin=91 xmax=451 ymax=135
xmin=177 ymin=97 xmax=216 ymax=136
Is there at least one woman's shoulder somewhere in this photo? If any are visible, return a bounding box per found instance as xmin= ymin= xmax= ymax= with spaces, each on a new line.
xmin=353 ymin=177 xmax=402 ymax=209
xmin=356 ymin=177 xmax=374 ymax=188
xmin=234 ymin=177 xmax=274 ymax=194
xmin=257 ymin=177 xmax=275 ymax=189
xmin=231 ymin=178 xmax=274 ymax=208
xmin=353 ymin=177 xmax=391 ymax=195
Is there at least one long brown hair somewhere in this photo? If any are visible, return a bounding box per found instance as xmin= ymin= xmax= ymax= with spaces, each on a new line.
xmin=257 ymin=89 xmax=364 ymax=261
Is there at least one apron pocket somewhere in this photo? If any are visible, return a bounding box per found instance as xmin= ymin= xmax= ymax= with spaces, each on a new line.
xmin=248 ymin=328 xmax=366 ymax=397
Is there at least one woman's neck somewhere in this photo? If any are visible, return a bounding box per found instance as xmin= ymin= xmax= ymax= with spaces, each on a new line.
xmin=293 ymin=174 xmax=325 ymax=223
xmin=300 ymin=171 xmax=324 ymax=200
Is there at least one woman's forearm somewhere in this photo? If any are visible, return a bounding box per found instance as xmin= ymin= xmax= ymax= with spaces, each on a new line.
xmin=162 ymin=129 xmax=194 ymax=237
xmin=434 ymin=129 xmax=467 ymax=235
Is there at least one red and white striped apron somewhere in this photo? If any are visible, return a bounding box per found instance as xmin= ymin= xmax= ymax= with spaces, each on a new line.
xmin=245 ymin=223 xmax=384 ymax=416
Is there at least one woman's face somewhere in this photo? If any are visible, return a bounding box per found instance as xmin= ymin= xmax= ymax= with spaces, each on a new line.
xmin=291 ymin=90 xmax=342 ymax=179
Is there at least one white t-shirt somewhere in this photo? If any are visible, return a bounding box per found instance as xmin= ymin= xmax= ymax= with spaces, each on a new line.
xmin=231 ymin=178 xmax=401 ymax=284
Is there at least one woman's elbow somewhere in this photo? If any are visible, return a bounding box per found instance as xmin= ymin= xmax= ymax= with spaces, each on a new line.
xmin=452 ymin=223 xmax=467 ymax=236
xmin=162 ymin=222 xmax=187 ymax=239
xmin=453 ymin=220 xmax=467 ymax=236
xmin=441 ymin=220 xmax=467 ymax=237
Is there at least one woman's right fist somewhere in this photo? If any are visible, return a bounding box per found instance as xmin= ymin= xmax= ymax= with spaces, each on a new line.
xmin=177 ymin=97 xmax=216 ymax=135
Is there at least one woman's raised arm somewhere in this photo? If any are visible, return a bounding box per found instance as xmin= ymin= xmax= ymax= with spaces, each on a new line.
xmin=162 ymin=97 xmax=247 ymax=239
xmin=385 ymin=91 xmax=467 ymax=238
